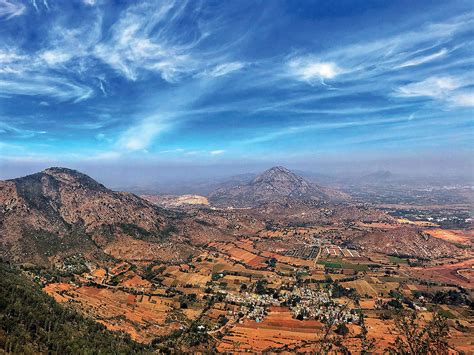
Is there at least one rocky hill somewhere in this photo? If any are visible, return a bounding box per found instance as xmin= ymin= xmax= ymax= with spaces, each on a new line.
xmin=209 ymin=166 xmax=336 ymax=208
xmin=208 ymin=166 xmax=390 ymax=225
xmin=0 ymin=167 xmax=185 ymax=264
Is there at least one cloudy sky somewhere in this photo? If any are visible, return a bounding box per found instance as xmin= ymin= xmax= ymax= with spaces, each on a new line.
xmin=0 ymin=0 xmax=473 ymax=181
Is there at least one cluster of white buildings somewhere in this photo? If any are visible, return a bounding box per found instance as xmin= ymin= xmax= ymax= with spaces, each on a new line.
xmin=224 ymin=286 xmax=356 ymax=324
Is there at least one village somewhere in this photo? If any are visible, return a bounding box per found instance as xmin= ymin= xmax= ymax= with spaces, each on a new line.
xmin=36 ymin=223 xmax=472 ymax=352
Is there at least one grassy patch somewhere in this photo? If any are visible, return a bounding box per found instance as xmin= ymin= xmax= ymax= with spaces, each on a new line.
xmin=318 ymin=259 xmax=368 ymax=271
xmin=389 ymin=256 xmax=408 ymax=264
xmin=318 ymin=260 xmax=342 ymax=269
xmin=342 ymin=263 xmax=369 ymax=271
xmin=437 ymin=309 xmax=456 ymax=319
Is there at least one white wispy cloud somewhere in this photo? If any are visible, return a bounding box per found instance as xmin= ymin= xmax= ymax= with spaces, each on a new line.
xmin=450 ymin=92 xmax=474 ymax=107
xmin=210 ymin=149 xmax=225 ymax=155
xmin=66 ymin=118 xmax=118 ymax=130
xmin=241 ymin=117 xmax=410 ymax=145
xmin=0 ymin=10 xmax=102 ymax=102
xmin=40 ymin=50 xmax=74 ymax=66
xmin=0 ymin=0 xmax=246 ymax=103
xmin=0 ymin=75 xmax=94 ymax=102
xmin=395 ymin=76 xmax=474 ymax=108
xmin=93 ymin=0 xmax=200 ymax=82
xmin=395 ymin=48 xmax=448 ymax=69
xmin=31 ymin=0 xmax=49 ymax=13
xmin=286 ymin=14 xmax=473 ymax=95
xmin=160 ymin=148 xmax=185 ymax=153
xmin=31 ymin=0 xmax=38 ymax=12
xmin=0 ymin=0 xmax=25 ymax=19
xmin=117 ymin=115 xmax=169 ymax=151
xmin=184 ymin=150 xmax=199 ymax=156
xmin=397 ymin=76 xmax=462 ymax=99
xmin=0 ymin=121 xmax=46 ymax=138
xmin=201 ymin=62 xmax=245 ymax=78
xmin=0 ymin=50 xmax=24 ymax=63
xmin=92 ymin=1 xmax=248 ymax=83
xmin=40 ymin=14 xmax=103 ymax=66
xmin=395 ymin=76 xmax=474 ymax=107
xmin=97 ymin=77 xmax=106 ymax=95
xmin=288 ymin=58 xmax=342 ymax=83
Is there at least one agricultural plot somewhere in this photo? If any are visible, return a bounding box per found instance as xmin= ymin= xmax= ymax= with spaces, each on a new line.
xmin=217 ymin=306 xmax=322 ymax=352
xmin=340 ymin=279 xmax=378 ymax=298
xmin=120 ymin=274 xmax=153 ymax=289
xmin=43 ymin=284 xmax=179 ymax=343
xmin=388 ymin=255 xmax=408 ymax=264
xmin=284 ymin=246 xmax=319 ymax=259
xmin=28 ymin=205 xmax=474 ymax=353
xmin=324 ymin=245 xmax=361 ymax=258
xmin=409 ymin=259 xmax=474 ymax=288
xmin=210 ymin=242 xmax=268 ymax=268
xmin=261 ymin=251 xmax=315 ymax=268
xmin=317 ymin=259 xmax=369 ymax=271
xmin=164 ymin=267 xmax=211 ymax=288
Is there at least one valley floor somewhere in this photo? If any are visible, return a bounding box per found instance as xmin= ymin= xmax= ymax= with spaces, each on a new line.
xmin=35 ymin=222 xmax=473 ymax=353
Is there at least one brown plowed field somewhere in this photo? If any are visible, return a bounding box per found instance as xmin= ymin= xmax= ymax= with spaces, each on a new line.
xmin=217 ymin=306 xmax=322 ymax=352
xmin=409 ymin=259 xmax=473 ymax=288
xmin=43 ymin=283 xmax=178 ymax=343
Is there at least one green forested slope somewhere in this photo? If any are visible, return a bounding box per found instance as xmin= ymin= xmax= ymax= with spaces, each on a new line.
xmin=0 ymin=262 xmax=147 ymax=354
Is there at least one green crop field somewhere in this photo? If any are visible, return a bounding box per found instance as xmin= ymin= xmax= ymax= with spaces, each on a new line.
xmin=389 ymin=256 xmax=408 ymax=264
xmin=318 ymin=259 xmax=368 ymax=271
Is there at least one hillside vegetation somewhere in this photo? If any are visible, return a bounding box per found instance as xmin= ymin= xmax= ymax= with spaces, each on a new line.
xmin=0 ymin=262 xmax=146 ymax=354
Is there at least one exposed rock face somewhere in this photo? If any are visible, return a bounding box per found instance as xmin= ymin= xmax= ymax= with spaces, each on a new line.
xmin=142 ymin=194 xmax=209 ymax=208
xmin=0 ymin=167 xmax=179 ymax=264
xmin=209 ymin=166 xmax=330 ymax=208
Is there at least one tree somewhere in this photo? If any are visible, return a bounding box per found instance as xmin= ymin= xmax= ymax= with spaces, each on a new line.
xmin=266 ymin=257 xmax=277 ymax=268
xmin=335 ymin=323 xmax=349 ymax=336
xmin=386 ymin=310 xmax=450 ymax=354
xmin=0 ymin=262 xmax=145 ymax=354
xmin=217 ymin=315 xmax=229 ymax=326
xmin=254 ymin=280 xmax=267 ymax=295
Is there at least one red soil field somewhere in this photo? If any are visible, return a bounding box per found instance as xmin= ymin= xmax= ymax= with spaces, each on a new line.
xmin=410 ymin=259 xmax=473 ymax=288
xmin=217 ymin=306 xmax=322 ymax=352
xmin=425 ymin=229 xmax=473 ymax=245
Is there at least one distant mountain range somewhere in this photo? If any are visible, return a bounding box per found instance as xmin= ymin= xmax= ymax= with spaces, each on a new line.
xmin=113 ymin=167 xmax=472 ymax=198
xmin=0 ymin=166 xmax=462 ymax=265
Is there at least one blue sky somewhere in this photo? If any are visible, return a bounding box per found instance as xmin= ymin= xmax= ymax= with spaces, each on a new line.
xmin=0 ymin=0 xmax=473 ymax=179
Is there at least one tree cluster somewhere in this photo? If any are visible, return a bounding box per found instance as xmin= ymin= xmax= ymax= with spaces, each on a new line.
xmin=0 ymin=262 xmax=145 ymax=354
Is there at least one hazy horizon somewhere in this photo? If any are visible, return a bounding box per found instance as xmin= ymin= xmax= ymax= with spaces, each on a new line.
xmin=1 ymin=150 xmax=472 ymax=189
xmin=0 ymin=0 xmax=473 ymax=187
